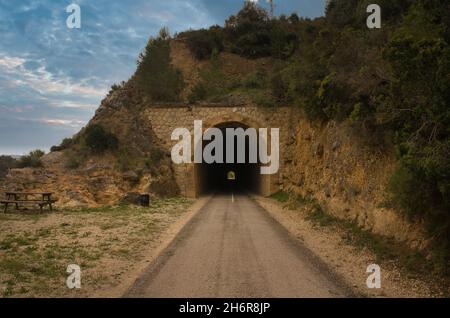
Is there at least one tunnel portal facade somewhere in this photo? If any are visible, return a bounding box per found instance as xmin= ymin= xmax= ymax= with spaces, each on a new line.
xmin=146 ymin=105 xmax=296 ymax=198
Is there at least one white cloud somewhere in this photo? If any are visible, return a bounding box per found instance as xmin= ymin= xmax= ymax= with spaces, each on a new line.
xmin=39 ymin=118 xmax=85 ymax=128
xmin=0 ymin=55 xmax=26 ymax=68
xmin=0 ymin=54 xmax=107 ymax=99
xmin=0 ymin=105 xmax=34 ymax=113
xmin=48 ymin=100 xmax=96 ymax=109
xmin=12 ymin=116 xmax=86 ymax=128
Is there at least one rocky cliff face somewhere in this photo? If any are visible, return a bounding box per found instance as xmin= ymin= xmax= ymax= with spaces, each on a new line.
xmin=282 ymin=117 xmax=426 ymax=248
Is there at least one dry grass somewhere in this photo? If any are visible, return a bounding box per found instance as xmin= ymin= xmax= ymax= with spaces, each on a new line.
xmin=0 ymin=197 xmax=193 ymax=298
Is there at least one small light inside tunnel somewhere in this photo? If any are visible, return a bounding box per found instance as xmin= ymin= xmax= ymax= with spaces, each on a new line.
xmin=227 ymin=171 xmax=236 ymax=181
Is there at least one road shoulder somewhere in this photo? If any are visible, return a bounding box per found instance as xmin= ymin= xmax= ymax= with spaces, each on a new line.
xmin=252 ymin=195 xmax=441 ymax=297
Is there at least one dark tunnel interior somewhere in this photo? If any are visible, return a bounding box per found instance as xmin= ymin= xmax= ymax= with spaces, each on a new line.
xmin=196 ymin=122 xmax=262 ymax=195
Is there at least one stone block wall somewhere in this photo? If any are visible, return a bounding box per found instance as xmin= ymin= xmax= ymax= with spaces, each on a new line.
xmin=145 ymin=105 xmax=296 ymax=197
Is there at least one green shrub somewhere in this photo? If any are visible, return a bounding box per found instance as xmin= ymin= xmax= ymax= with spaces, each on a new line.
xmin=16 ymin=150 xmax=45 ymax=168
xmin=188 ymin=82 xmax=207 ymax=104
xmin=269 ymin=22 xmax=299 ymax=59
xmin=149 ymin=148 xmax=165 ymax=165
xmin=109 ymin=81 xmax=125 ymax=93
xmin=250 ymin=90 xmax=276 ymax=108
xmin=317 ymin=73 xmax=354 ymax=121
xmin=305 ymin=202 xmax=337 ymax=227
xmin=116 ymin=151 xmax=133 ymax=172
xmin=231 ymin=31 xmax=272 ymax=58
xmin=388 ymin=156 xmax=450 ymax=238
xmin=65 ymin=153 xmax=83 ymax=170
xmin=241 ymin=70 xmax=267 ymax=89
xmin=50 ymin=138 xmax=74 ymax=152
xmin=224 ymin=2 xmax=273 ymax=59
xmin=188 ymin=52 xmax=229 ymax=103
xmin=83 ymin=124 xmax=118 ymax=153
xmin=0 ymin=156 xmax=17 ymax=178
xmin=140 ymin=148 xmax=166 ymax=176
xmin=326 ymin=0 xmax=413 ymax=28
xmin=181 ymin=27 xmax=224 ymax=60
xmin=136 ymin=27 xmax=185 ymax=102
xmin=270 ymin=72 xmax=290 ymax=103
xmin=225 ymin=1 xmax=270 ymax=36
xmin=270 ymin=190 xmax=289 ymax=203
xmin=224 ymin=2 xmax=299 ymax=59
xmin=145 ymin=148 xmax=165 ymax=168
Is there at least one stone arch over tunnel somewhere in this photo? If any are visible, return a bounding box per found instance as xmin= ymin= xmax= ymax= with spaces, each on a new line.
xmin=194 ymin=119 xmax=271 ymax=197
xmin=145 ymin=105 xmax=295 ymax=198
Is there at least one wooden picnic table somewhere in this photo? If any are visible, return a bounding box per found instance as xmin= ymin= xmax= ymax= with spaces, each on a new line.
xmin=1 ymin=192 xmax=56 ymax=213
xmin=5 ymin=192 xmax=53 ymax=201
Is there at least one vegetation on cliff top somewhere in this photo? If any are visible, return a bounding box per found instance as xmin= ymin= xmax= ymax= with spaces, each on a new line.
xmin=136 ymin=27 xmax=185 ymax=102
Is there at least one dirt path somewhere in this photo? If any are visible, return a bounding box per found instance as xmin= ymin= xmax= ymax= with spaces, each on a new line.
xmin=126 ymin=194 xmax=353 ymax=298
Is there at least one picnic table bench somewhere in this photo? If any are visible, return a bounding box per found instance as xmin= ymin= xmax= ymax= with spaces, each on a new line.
xmin=1 ymin=192 xmax=57 ymax=213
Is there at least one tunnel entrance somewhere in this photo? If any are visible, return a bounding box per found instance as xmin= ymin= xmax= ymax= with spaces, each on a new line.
xmin=195 ymin=122 xmax=264 ymax=195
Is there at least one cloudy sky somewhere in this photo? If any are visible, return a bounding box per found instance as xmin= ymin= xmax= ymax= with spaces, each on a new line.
xmin=0 ymin=0 xmax=326 ymax=155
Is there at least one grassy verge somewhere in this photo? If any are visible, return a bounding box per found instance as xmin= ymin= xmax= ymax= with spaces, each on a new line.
xmin=270 ymin=190 xmax=290 ymax=203
xmin=0 ymin=197 xmax=192 ymax=298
